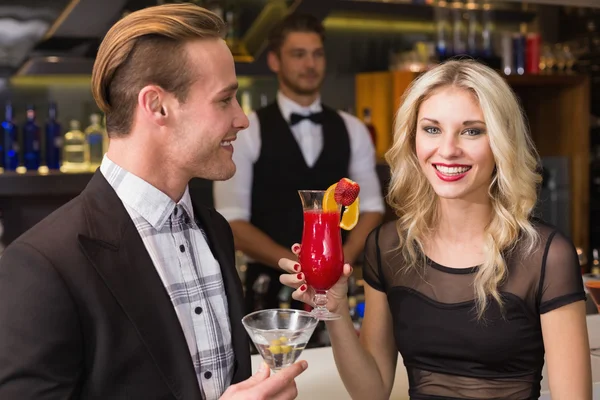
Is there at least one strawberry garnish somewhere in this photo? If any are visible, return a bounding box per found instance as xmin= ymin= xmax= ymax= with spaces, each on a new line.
xmin=334 ymin=178 xmax=360 ymax=206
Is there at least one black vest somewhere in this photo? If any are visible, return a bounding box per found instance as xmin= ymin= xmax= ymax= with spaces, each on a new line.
xmin=251 ymin=102 xmax=351 ymax=250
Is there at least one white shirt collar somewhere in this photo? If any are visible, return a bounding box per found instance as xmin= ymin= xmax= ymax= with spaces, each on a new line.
xmin=100 ymin=155 xmax=194 ymax=230
xmin=276 ymin=91 xmax=322 ymax=123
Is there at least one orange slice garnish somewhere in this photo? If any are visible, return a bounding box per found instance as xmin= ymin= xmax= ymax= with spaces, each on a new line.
xmin=323 ymin=181 xmax=360 ymax=230
xmin=323 ymin=182 xmax=339 ymax=212
xmin=340 ymin=197 xmax=359 ymax=230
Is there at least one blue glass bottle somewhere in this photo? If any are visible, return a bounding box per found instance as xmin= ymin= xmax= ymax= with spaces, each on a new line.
xmin=23 ymin=105 xmax=41 ymax=171
xmin=0 ymin=110 xmax=3 ymax=172
xmin=45 ymin=102 xmax=62 ymax=170
xmin=2 ymin=103 xmax=18 ymax=172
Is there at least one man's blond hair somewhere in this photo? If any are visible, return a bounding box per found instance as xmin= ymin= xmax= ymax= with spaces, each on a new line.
xmin=91 ymin=3 xmax=224 ymax=137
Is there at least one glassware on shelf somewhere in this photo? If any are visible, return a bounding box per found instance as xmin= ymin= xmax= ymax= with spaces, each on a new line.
xmin=585 ymin=280 xmax=600 ymax=313
xmin=539 ymin=44 xmax=556 ymax=74
xmin=554 ymin=43 xmax=567 ymax=72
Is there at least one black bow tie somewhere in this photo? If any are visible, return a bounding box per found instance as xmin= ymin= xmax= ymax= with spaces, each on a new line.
xmin=289 ymin=112 xmax=324 ymax=126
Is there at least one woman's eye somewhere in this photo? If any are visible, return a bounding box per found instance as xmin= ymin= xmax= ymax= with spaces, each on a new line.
xmin=463 ymin=128 xmax=482 ymax=136
xmin=424 ymin=126 xmax=440 ymax=134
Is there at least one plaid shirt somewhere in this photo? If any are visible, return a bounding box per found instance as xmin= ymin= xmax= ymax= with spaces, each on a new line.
xmin=100 ymin=156 xmax=234 ymax=400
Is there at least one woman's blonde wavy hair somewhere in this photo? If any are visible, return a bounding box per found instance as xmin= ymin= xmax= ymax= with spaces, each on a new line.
xmin=385 ymin=60 xmax=542 ymax=319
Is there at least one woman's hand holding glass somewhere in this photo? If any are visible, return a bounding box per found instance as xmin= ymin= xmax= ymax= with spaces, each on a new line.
xmin=278 ymin=243 xmax=354 ymax=315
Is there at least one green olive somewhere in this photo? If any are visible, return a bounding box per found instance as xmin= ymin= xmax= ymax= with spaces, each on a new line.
xmin=281 ymin=345 xmax=292 ymax=354
xmin=269 ymin=345 xmax=282 ymax=354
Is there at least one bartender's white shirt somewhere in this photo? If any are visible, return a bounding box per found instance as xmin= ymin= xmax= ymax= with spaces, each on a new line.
xmin=213 ymin=91 xmax=385 ymax=222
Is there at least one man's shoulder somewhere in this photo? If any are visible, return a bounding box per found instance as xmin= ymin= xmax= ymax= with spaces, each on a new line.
xmin=208 ymin=207 xmax=234 ymax=234
xmin=9 ymin=194 xmax=88 ymax=256
xmin=336 ymin=109 xmax=367 ymax=129
xmin=255 ymin=102 xmax=279 ymax=117
xmin=188 ymin=196 xmax=233 ymax=235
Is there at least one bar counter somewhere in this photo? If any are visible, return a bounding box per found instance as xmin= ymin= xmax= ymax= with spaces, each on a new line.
xmin=250 ymin=314 xmax=600 ymax=399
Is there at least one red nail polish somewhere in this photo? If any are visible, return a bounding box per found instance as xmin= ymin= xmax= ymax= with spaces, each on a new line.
xmin=297 ymin=273 xmax=303 ymax=280
xmin=293 ymin=244 xmax=300 ymax=252
xmin=300 ymin=284 xmax=307 ymax=291
xmin=293 ymin=264 xmax=300 ymax=272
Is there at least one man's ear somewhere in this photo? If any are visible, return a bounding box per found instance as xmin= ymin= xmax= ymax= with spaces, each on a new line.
xmin=138 ymin=85 xmax=168 ymax=126
xmin=267 ymin=50 xmax=280 ymax=74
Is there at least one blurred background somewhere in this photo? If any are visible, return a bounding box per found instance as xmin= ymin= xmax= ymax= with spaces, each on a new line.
xmin=0 ymin=0 xmax=599 ymax=335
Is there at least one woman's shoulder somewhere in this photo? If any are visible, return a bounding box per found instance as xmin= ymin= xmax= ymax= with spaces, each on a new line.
xmin=528 ymin=218 xmax=573 ymax=246
xmin=512 ymin=218 xmax=576 ymax=264
xmin=364 ymin=220 xmax=403 ymax=260
xmin=367 ymin=219 xmax=400 ymax=243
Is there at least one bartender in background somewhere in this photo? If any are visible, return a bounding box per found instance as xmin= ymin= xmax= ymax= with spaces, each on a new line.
xmin=213 ymin=13 xmax=385 ymax=313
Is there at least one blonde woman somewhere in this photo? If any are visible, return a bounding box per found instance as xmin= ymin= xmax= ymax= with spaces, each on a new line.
xmin=279 ymin=60 xmax=592 ymax=399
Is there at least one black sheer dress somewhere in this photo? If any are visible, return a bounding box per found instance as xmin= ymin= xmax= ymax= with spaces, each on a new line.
xmin=363 ymin=220 xmax=586 ymax=400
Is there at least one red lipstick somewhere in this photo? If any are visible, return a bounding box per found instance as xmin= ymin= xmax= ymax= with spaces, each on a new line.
xmin=432 ymin=163 xmax=471 ymax=182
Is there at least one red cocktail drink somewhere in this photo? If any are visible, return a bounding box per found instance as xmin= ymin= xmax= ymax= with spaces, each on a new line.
xmin=299 ymin=210 xmax=344 ymax=291
xmin=297 ymin=181 xmax=359 ymax=321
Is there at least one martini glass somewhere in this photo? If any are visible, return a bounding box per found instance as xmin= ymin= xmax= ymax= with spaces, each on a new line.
xmin=242 ymin=309 xmax=318 ymax=372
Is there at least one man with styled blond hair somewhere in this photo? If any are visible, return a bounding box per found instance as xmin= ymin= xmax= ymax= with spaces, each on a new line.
xmin=0 ymin=3 xmax=306 ymax=399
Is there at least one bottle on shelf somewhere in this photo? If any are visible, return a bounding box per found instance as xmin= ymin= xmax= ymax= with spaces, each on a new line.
xmin=260 ymin=93 xmax=268 ymax=108
xmin=0 ymin=210 xmax=4 ymax=259
xmin=224 ymin=8 xmax=240 ymax=54
xmin=577 ymin=247 xmax=588 ymax=275
xmin=241 ymin=91 xmax=252 ymax=115
xmin=349 ymin=296 xmax=363 ymax=336
xmin=277 ymin=286 xmax=294 ymax=309
xmin=205 ymin=0 xmax=223 ymax=20
xmin=2 ymin=102 xmax=19 ymax=172
xmin=481 ymin=1 xmax=494 ymax=58
xmin=434 ymin=0 xmax=452 ymax=60
xmin=501 ymin=31 xmax=514 ymax=75
xmin=592 ymin=249 xmax=600 ymax=276
xmin=22 ymin=105 xmax=41 ymax=172
xmin=61 ymin=120 xmax=89 ymax=173
xmin=347 ymin=276 xmax=362 ymax=336
xmin=44 ymin=102 xmax=62 ymax=171
xmin=451 ymin=0 xmax=467 ymax=56
xmin=85 ymin=113 xmax=105 ymax=171
xmin=251 ymin=273 xmax=271 ymax=312
xmin=355 ymin=301 xmax=365 ymax=333
xmin=526 ymin=32 xmax=541 ymax=74
xmin=466 ymin=0 xmax=482 ymax=58
xmin=101 ymin=114 xmax=108 ymax=156
xmin=513 ymin=30 xmax=526 ymax=76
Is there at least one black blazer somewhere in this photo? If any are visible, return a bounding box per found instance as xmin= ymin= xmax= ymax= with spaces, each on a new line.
xmin=0 ymin=171 xmax=251 ymax=399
